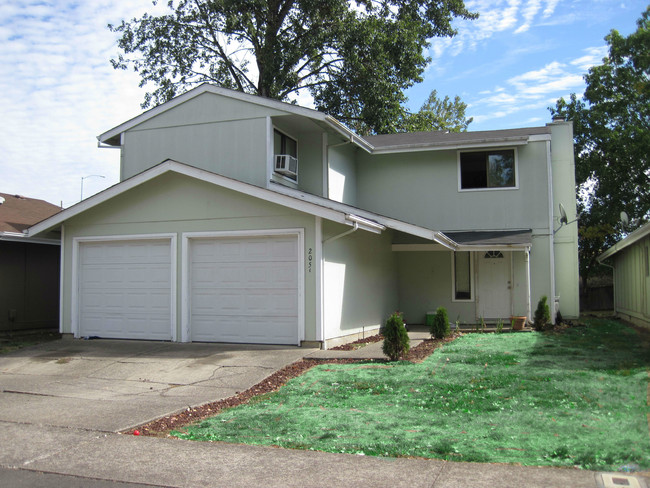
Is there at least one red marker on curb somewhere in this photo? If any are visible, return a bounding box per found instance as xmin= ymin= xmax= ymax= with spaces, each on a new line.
xmin=133 ymin=430 xmax=140 ymax=436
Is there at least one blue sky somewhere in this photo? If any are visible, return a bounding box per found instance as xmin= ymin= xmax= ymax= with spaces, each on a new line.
xmin=0 ymin=0 xmax=646 ymax=208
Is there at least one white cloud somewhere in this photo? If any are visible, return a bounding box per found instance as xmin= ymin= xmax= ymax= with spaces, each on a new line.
xmin=571 ymin=46 xmax=608 ymax=71
xmin=429 ymin=0 xmax=563 ymax=58
xmin=0 ymin=1 xmax=170 ymax=207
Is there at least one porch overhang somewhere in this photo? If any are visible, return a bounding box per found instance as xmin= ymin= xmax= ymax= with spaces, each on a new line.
xmin=392 ymin=229 xmax=531 ymax=252
xmin=445 ymin=230 xmax=532 ymax=251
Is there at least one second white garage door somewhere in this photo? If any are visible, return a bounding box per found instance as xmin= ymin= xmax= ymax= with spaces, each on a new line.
xmin=189 ymin=234 xmax=300 ymax=344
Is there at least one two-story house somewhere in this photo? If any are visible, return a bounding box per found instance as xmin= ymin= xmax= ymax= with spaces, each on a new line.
xmin=29 ymin=84 xmax=579 ymax=348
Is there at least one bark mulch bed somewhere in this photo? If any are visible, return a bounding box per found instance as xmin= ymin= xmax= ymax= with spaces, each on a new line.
xmin=128 ymin=332 xmax=460 ymax=438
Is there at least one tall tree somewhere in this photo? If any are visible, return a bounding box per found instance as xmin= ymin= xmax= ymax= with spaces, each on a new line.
xmin=109 ymin=0 xmax=476 ymax=134
xmin=398 ymin=89 xmax=472 ymax=133
xmin=551 ymin=7 xmax=650 ymax=286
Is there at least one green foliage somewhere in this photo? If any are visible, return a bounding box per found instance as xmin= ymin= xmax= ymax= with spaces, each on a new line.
xmin=551 ymin=6 xmax=650 ymax=284
xmin=109 ymin=0 xmax=477 ymax=135
xmin=396 ymin=90 xmax=473 ymax=133
xmin=533 ymin=296 xmax=551 ymax=332
xmin=382 ymin=312 xmax=410 ymax=361
xmin=495 ymin=319 xmax=504 ymax=334
xmin=429 ymin=306 xmax=450 ymax=339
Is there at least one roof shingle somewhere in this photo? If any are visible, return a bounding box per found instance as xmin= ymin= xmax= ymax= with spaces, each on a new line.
xmin=0 ymin=193 xmax=61 ymax=233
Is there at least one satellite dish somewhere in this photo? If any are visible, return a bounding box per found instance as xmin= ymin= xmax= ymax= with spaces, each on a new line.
xmin=620 ymin=211 xmax=629 ymax=226
xmin=559 ymin=203 xmax=568 ymax=225
xmin=0 ymin=197 xmax=4 ymax=205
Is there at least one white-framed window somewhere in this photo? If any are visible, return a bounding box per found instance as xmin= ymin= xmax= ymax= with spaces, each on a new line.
xmin=452 ymin=251 xmax=473 ymax=302
xmin=458 ymin=148 xmax=517 ymax=191
xmin=273 ymin=129 xmax=298 ymax=181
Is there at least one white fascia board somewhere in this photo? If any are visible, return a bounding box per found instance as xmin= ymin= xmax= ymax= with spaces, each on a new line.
xmin=456 ymin=244 xmax=532 ymax=252
xmin=323 ymin=116 xmax=374 ymax=153
xmin=269 ymin=182 xmax=456 ymax=249
xmin=0 ymin=231 xmax=60 ymax=245
xmin=392 ymin=243 xmax=530 ymax=252
xmin=98 ymin=83 xmax=334 ymax=146
xmin=28 ymin=160 xmax=364 ymax=237
xmin=370 ymin=136 xmax=533 ymax=155
xmin=28 ymin=162 xmax=176 ymax=236
xmin=598 ymin=222 xmax=650 ymax=262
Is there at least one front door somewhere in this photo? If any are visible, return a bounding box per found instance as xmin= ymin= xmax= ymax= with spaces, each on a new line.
xmin=477 ymin=251 xmax=511 ymax=320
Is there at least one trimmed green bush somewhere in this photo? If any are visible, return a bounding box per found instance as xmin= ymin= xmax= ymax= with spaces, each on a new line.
xmin=533 ymin=296 xmax=551 ymax=331
xmin=430 ymin=307 xmax=450 ymax=339
xmin=382 ymin=312 xmax=410 ymax=361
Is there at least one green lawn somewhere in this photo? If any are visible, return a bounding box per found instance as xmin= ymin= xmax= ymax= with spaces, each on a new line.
xmin=175 ymin=319 xmax=650 ymax=471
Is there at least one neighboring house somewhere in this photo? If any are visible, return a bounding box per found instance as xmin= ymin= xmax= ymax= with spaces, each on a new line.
xmin=597 ymin=222 xmax=650 ymax=329
xmin=0 ymin=193 xmax=61 ymax=333
xmin=28 ymin=84 xmax=579 ymax=348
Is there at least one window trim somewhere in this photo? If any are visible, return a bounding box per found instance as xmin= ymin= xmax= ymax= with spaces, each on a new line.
xmin=451 ymin=251 xmax=474 ymax=302
xmin=457 ymin=147 xmax=519 ymax=192
xmin=273 ymin=127 xmax=299 ymax=182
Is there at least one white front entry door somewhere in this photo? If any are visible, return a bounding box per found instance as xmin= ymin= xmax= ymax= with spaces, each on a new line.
xmin=188 ymin=234 xmax=300 ymax=344
xmin=477 ymin=251 xmax=512 ymax=320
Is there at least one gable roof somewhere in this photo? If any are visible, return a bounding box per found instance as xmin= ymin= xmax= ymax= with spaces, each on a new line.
xmin=597 ymin=222 xmax=650 ymax=263
xmin=27 ymin=160 xmax=456 ymax=249
xmin=0 ymin=192 xmax=61 ymax=233
xmin=97 ymin=83 xmax=551 ymax=155
xmin=98 ymin=84 xmax=372 ymax=152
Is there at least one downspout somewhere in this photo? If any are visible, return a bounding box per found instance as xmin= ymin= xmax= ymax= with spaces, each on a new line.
xmin=323 ymin=222 xmax=358 ymax=244
xmin=546 ymin=139 xmax=557 ymax=323
xmin=525 ymin=247 xmax=532 ymax=321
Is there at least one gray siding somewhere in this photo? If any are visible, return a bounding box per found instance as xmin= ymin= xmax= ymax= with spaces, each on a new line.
xmin=355 ymin=142 xmax=550 ymax=233
xmin=328 ymin=143 xmax=358 ymax=205
xmin=613 ymin=235 xmax=650 ymax=327
xmin=322 ymin=221 xmax=398 ymax=339
xmin=61 ymin=173 xmax=318 ymax=341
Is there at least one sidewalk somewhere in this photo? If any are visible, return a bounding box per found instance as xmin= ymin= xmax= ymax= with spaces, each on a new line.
xmin=306 ymin=327 xmax=430 ymax=360
xmin=3 ymin=420 xmax=647 ymax=488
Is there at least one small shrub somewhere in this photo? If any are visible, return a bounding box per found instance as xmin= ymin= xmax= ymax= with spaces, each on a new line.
xmin=496 ymin=319 xmax=504 ymax=333
xmin=533 ymin=296 xmax=551 ymax=331
xmin=430 ymin=307 xmax=450 ymax=339
xmin=382 ymin=312 xmax=410 ymax=361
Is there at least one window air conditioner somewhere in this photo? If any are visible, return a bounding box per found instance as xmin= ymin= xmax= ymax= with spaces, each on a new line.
xmin=274 ymin=154 xmax=298 ymax=177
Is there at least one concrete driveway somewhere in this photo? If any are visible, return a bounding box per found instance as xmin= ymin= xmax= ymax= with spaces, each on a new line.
xmin=0 ymin=338 xmax=313 ymax=432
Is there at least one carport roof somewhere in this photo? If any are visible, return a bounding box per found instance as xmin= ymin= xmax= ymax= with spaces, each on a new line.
xmin=27 ymin=160 xmax=456 ymax=249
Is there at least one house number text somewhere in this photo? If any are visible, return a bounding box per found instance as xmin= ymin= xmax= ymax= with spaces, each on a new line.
xmin=308 ymin=248 xmax=313 ymax=272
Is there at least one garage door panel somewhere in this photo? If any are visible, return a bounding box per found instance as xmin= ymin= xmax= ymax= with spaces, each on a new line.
xmin=78 ymin=239 xmax=173 ymax=340
xmin=189 ymin=234 xmax=299 ymax=344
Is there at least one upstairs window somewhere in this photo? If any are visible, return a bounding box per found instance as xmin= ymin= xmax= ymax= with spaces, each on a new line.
xmin=459 ymin=149 xmax=516 ymax=190
xmin=274 ymin=129 xmax=298 ymax=181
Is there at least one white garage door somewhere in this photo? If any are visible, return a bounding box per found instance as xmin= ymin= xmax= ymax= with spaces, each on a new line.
xmin=78 ymin=239 xmax=173 ymax=340
xmin=189 ymin=234 xmax=299 ymax=344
